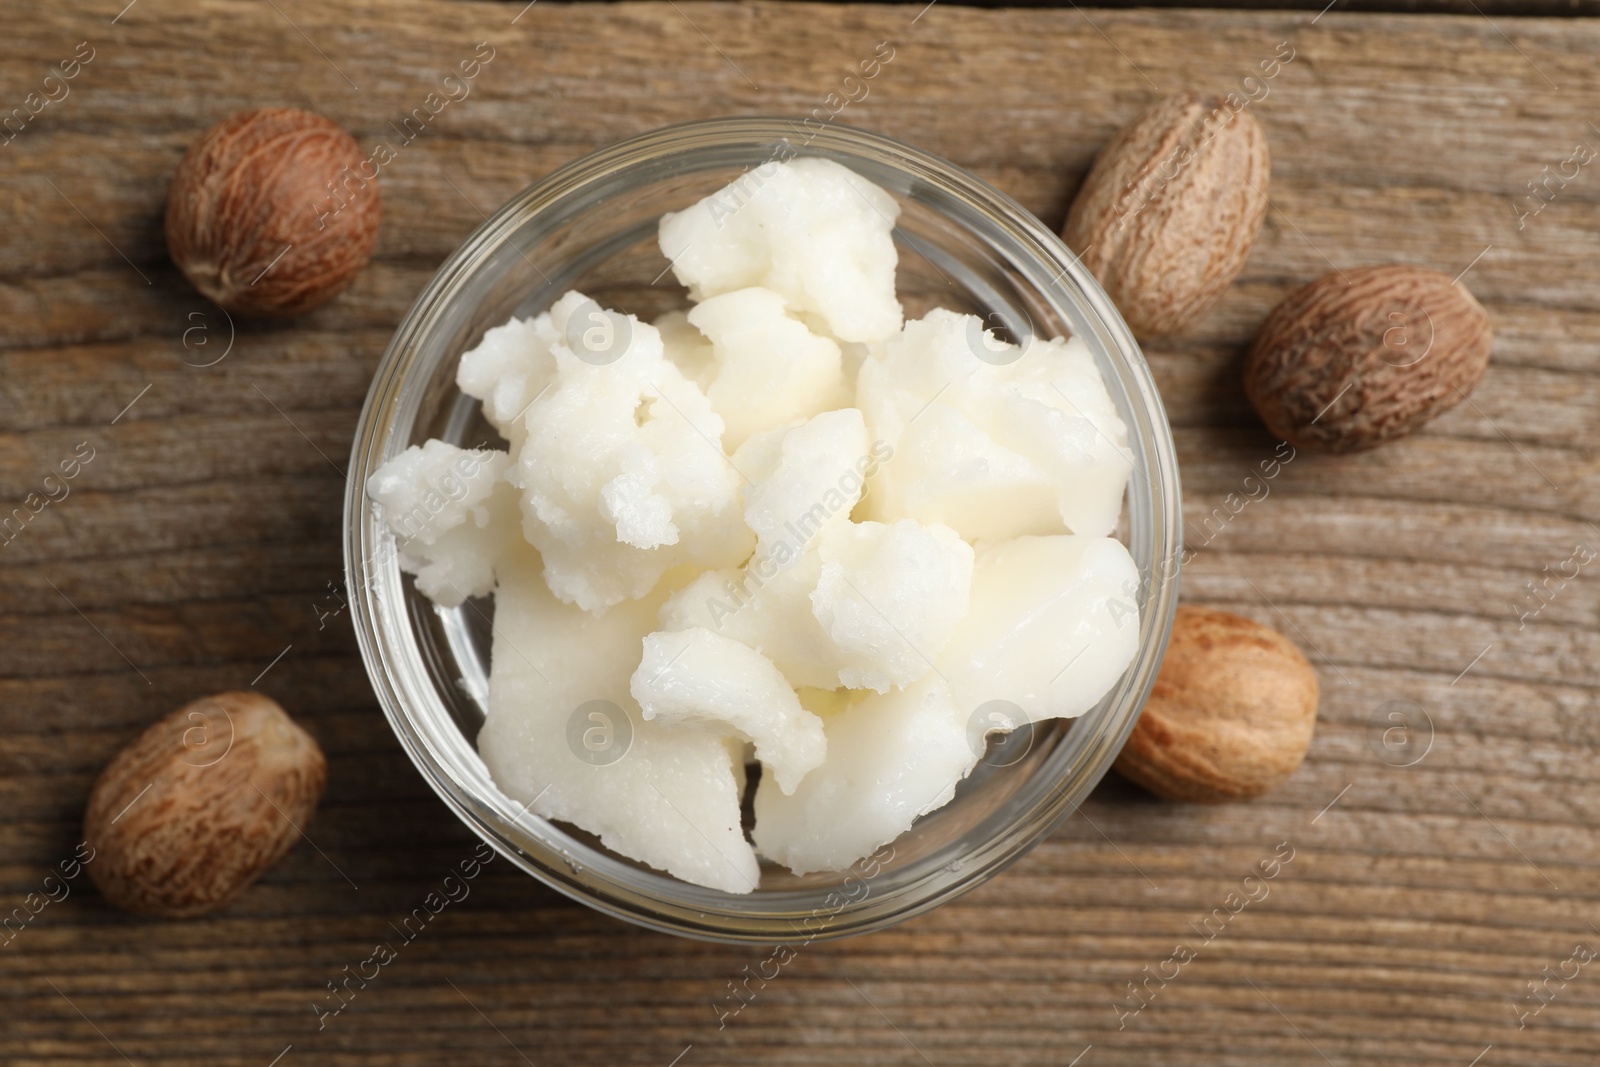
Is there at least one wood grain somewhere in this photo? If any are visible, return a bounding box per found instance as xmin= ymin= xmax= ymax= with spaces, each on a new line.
xmin=790 ymin=0 xmax=1600 ymax=14
xmin=4 ymin=1 xmax=1600 ymax=1064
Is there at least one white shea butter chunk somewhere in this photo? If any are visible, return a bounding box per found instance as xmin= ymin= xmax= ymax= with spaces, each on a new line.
xmin=367 ymin=441 xmax=519 ymax=607
xmin=660 ymin=409 xmax=874 ymax=688
xmin=655 ymin=309 xmax=716 ymax=389
xmin=752 ymin=676 xmax=979 ymax=874
xmin=738 ymin=408 xmax=871 ymax=552
xmin=726 ymin=422 xmax=791 ymax=487
xmin=456 ymin=312 xmax=560 ymax=445
xmin=938 ymin=534 xmax=1142 ymax=723
xmin=662 ymin=556 xmax=839 ymax=690
xmin=687 ymin=287 xmax=847 ymax=449
xmin=659 ymin=158 xmax=904 ymax=344
xmin=631 ymin=627 xmax=826 ymax=795
xmin=661 ymin=517 xmax=970 ymax=695
xmin=812 ymin=518 xmax=974 ymax=692
xmin=513 ymin=291 xmax=753 ymax=613
xmin=477 ymin=553 xmax=759 ymax=894
xmin=857 ymin=308 xmax=1134 ymax=540
xmin=664 ymin=410 xmax=963 ymax=691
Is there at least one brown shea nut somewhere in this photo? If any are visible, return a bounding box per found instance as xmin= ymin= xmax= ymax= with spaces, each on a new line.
xmin=84 ymin=691 xmax=326 ymax=917
xmin=166 ymin=107 xmax=380 ymax=317
xmin=1116 ymin=606 xmax=1318 ymax=803
xmin=1244 ymin=264 xmax=1492 ymax=453
xmin=1063 ymin=91 xmax=1270 ymax=339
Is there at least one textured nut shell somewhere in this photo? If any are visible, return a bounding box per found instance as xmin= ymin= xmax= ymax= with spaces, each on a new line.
xmin=1115 ymin=606 xmax=1318 ymax=803
xmin=1063 ymin=91 xmax=1270 ymax=339
xmin=1244 ymin=264 xmax=1492 ymax=453
xmin=165 ymin=107 xmax=379 ymax=317
xmin=84 ymin=691 xmax=326 ymax=917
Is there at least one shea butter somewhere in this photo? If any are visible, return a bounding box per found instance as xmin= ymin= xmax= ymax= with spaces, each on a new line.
xmin=369 ymin=158 xmax=1141 ymax=892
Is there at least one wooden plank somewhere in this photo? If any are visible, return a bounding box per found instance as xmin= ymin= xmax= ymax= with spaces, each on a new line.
xmin=462 ymin=0 xmax=1600 ymax=18
xmin=4 ymin=1 xmax=1600 ymax=1065
xmin=802 ymin=0 xmax=1600 ymax=14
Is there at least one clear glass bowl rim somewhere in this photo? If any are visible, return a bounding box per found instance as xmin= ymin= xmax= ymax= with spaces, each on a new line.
xmin=344 ymin=116 xmax=1183 ymax=943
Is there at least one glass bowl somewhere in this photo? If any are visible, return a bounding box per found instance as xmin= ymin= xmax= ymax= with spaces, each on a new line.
xmin=344 ymin=117 xmax=1182 ymax=943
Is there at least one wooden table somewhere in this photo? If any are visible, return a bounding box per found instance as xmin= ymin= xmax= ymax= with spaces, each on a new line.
xmin=5 ymin=1 xmax=1600 ymax=1063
